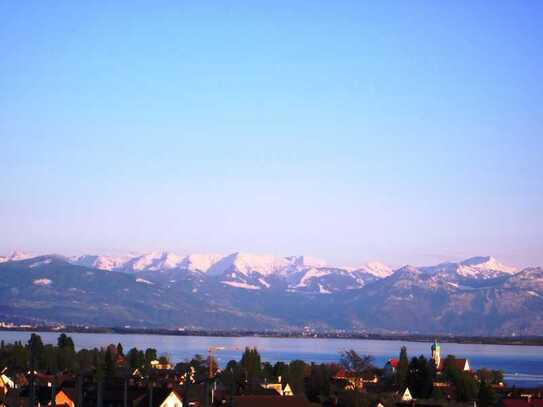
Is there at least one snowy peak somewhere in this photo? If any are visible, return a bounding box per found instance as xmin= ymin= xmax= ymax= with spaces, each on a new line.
xmin=357 ymin=261 xmax=393 ymax=278
xmin=390 ymin=256 xmax=519 ymax=285
xmin=286 ymin=256 xmax=328 ymax=269
xmin=207 ymin=252 xmax=291 ymax=277
xmin=8 ymin=251 xmax=34 ymax=261
xmin=294 ymin=267 xmax=331 ymax=288
xmin=71 ymin=254 xmax=134 ymax=271
xmin=286 ymin=265 xmax=378 ymax=293
xmin=459 ymin=256 xmax=517 ymax=276
xmin=0 ymin=251 xmax=41 ymax=264
xmin=123 ymin=251 xmax=183 ymax=272
xmin=396 ymin=265 xmax=421 ymax=275
xmin=178 ymin=253 xmax=224 ymax=272
xmin=422 ymin=256 xmax=518 ymax=280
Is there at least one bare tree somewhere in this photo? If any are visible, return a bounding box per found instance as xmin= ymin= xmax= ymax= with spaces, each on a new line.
xmin=340 ymin=349 xmax=375 ymax=397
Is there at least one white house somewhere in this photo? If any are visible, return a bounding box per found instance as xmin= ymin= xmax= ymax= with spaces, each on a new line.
xmin=261 ymin=377 xmax=294 ymax=396
xmin=400 ymin=387 xmax=413 ymax=402
xmin=1 ymin=373 xmax=15 ymax=390
xmin=158 ymin=390 xmax=183 ymax=407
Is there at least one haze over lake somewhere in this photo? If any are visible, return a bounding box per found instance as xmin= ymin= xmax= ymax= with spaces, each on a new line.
xmin=1 ymin=331 xmax=542 ymax=388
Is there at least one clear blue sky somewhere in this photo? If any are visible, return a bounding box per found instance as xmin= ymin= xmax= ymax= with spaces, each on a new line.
xmin=1 ymin=1 xmax=542 ymax=268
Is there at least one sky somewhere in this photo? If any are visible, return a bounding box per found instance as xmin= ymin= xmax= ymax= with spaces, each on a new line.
xmin=1 ymin=1 xmax=542 ymax=268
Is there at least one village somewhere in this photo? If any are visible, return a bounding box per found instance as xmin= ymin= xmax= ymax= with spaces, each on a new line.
xmin=0 ymin=334 xmax=541 ymax=407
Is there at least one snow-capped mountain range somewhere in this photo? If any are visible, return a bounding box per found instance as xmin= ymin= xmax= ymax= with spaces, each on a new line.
xmin=0 ymin=250 xmax=524 ymax=294
xmin=68 ymin=251 xmax=393 ymax=293
xmin=0 ymin=251 xmax=541 ymax=334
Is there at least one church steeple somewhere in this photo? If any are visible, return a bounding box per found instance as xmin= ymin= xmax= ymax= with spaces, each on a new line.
xmin=431 ymin=339 xmax=441 ymax=368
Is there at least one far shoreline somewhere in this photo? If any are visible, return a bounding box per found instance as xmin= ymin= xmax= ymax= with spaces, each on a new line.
xmin=1 ymin=326 xmax=542 ymax=347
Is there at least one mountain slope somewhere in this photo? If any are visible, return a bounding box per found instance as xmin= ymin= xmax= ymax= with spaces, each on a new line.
xmin=0 ymin=256 xmax=290 ymax=330
xmin=0 ymin=253 xmax=541 ymax=335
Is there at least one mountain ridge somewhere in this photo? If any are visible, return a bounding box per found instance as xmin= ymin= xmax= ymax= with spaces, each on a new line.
xmin=1 ymin=251 xmax=541 ymax=335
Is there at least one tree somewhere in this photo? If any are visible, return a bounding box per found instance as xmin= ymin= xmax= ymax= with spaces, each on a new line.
xmin=116 ymin=342 xmax=124 ymax=357
xmin=76 ymin=348 xmax=97 ymax=372
xmin=455 ymin=372 xmax=479 ymax=402
xmin=478 ymin=379 xmax=497 ymax=407
xmin=261 ymin=362 xmax=274 ymax=381
xmin=57 ymin=334 xmax=76 ymax=372
xmin=340 ymin=349 xmax=375 ymax=391
xmin=189 ymin=354 xmax=208 ymax=381
xmin=443 ymin=357 xmax=478 ymax=402
xmin=396 ymin=346 xmax=409 ymax=389
xmin=57 ymin=334 xmax=75 ymax=351
xmin=144 ymin=348 xmax=157 ymax=365
xmin=219 ymin=360 xmax=243 ymax=398
xmin=407 ymin=355 xmax=434 ymax=398
xmin=104 ymin=346 xmax=116 ymax=378
xmin=478 ymin=368 xmax=504 ymax=385
xmin=288 ymin=360 xmax=307 ymax=395
xmin=240 ymin=347 xmax=262 ymax=386
xmin=340 ymin=350 xmax=374 ymax=375
xmin=491 ymin=370 xmax=504 ymax=385
xmin=27 ymin=333 xmax=45 ymax=370
xmin=127 ymin=348 xmax=145 ymax=370
xmin=307 ymin=363 xmax=333 ymax=402
xmin=274 ymin=361 xmax=289 ymax=382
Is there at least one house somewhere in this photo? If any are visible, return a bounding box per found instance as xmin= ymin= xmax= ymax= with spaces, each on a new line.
xmin=232 ymin=395 xmax=319 ymax=407
xmin=134 ymin=388 xmax=183 ymax=407
xmin=53 ymin=388 xmax=76 ymax=407
xmin=333 ymin=368 xmax=361 ymax=390
xmin=431 ymin=340 xmax=470 ymax=372
xmin=437 ymin=358 xmax=470 ymax=372
xmin=282 ymin=383 xmax=294 ymax=396
xmin=261 ymin=377 xmax=294 ymax=396
xmin=399 ymin=387 xmax=413 ymax=402
xmin=0 ymin=372 xmax=15 ymax=395
xmin=334 ymin=368 xmax=378 ymax=391
xmin=151 ymin=360 xmax=173 ymax=370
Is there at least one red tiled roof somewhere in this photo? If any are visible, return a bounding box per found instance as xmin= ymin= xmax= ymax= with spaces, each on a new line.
xmin=503 ymin=399 xmax=543 ymax=407
xmin=334 ymin=368 xmax=347 ymax=379
xmin=438 ymin=359 xmax=469 ymax=371
xmin=387 ymin=359 xmax=399 ymax=368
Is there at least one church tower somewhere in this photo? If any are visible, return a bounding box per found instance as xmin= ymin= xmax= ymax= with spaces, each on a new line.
xmin=431 ymin=339 xmax=441 ymax=368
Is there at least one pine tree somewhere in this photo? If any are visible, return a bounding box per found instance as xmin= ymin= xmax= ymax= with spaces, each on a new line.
xmin=240 ymin=347 xmax=262 ymax=389
xmin=127 ymin=348 xmax=145 ymax=369
xmin=57 ymin=334 xmax=76 ymax=372
xmin=57 ymin=333 xmax=75 ymax=351
xmin=288 ymin=360 xmax=307 ymax=395
xmin=27 ymin=333 xmax=45 ymax=370
xmin=397 ymin=346 xmax=409 ymax=389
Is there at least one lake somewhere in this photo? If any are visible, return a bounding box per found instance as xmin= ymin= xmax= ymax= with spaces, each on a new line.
xmin=1 ymin=331 xmax=542 ymax=388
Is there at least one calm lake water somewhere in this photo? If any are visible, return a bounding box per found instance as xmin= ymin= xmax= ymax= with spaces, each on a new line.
xmin=1 ymin=331 xmax=542 ymax=388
